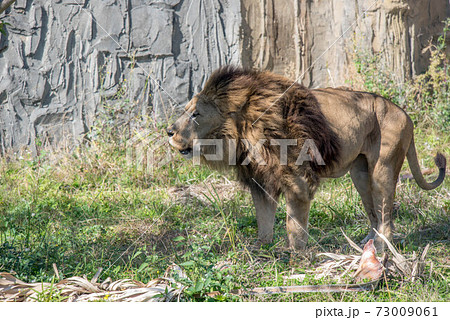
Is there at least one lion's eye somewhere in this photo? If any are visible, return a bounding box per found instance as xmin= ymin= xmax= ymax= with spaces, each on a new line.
xmin=191 ymin=111 xmax=200 ymax=119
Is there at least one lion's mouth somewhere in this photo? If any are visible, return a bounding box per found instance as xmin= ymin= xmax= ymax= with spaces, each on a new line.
xmin=169 ymin=138 xmax=193 ymax=157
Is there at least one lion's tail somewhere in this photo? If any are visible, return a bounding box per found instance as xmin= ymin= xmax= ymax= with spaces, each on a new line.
xmin=406 ymin=137 xmax=446 ymax=190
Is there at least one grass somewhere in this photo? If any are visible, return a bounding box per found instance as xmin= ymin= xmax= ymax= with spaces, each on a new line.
xmin=0 ymin=20 xmax=449 ymax=303
xmin=0 ymin=126 xmax=448 ymax=301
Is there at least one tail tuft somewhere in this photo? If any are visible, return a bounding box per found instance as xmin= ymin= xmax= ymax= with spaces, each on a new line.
xmin=407 ymin=139 xmax=446 ymax=190
xmin=434 ymin=153 xmax=447 ymax=170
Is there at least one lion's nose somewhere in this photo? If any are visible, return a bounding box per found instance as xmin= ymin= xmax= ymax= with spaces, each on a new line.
xmin=166 ymin=127 xmax=174 ymax=137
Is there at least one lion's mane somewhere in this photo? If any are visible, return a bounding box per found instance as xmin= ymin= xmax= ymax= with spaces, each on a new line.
xmin=198 ymin=66 xmax=340 ymax=198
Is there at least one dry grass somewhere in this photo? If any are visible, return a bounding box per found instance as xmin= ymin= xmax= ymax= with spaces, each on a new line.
xmin=0 ymin=264 xmax=186 ymax=302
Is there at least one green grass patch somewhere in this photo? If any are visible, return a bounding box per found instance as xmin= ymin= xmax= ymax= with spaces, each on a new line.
xmin=0 ymin=138 xmax=448 ymax=300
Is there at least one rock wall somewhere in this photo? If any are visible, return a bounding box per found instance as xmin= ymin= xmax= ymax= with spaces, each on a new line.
xmin=241 ymin=0 xmax=450 ymax=87
xmin=0 ymin=0 xmax=241 ymax=153
xmin=0 ymin=0 xmax=448 ymax=153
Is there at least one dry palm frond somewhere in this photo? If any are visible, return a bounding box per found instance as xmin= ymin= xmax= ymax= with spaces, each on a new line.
xmin=374 ymin=229 xmax=430 ymax=280
xmin=0 ymin=272 xmax=51 ymax=302
xmin=232 ymin=280 xmax=379 ymax=295
xmin=314 ymin=229 xmax=431 ymax=282
xmin=314 ymin=252 xmax=362 ymax=281
xmin=341 ymin=228 xmax=363 ymax=253
xmin=0 ymin=264 xmax=187 ymax=302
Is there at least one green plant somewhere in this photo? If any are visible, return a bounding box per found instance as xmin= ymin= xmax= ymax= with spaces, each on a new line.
xmin=171 ymin=236 xmax=236 ymax=301
xmin=31 ymin=280 xmax=68 ymax=302
xmin=351 ymin=18 xmax=450 ymax=130
xmin=0 ymin=21 xmax=9 ymax=35
xmin=413 ymin=19 xmax=450 ymax=129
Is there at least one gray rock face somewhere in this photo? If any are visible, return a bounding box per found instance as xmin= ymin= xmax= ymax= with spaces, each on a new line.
xmin=0 ymin=0 xmax=448 ymax=153
xmin=0 ymin=0 xmax=241 ymax=153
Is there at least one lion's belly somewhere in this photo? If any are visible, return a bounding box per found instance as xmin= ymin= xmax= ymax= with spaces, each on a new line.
xmin=311 ymin=88 xmax=379 ymax=178
xmin=323 ymin=164 xmax=353 ymax=178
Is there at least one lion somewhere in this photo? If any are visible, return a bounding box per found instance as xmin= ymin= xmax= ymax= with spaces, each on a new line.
xmin=167 ymin=66 xmax=446 ymax=251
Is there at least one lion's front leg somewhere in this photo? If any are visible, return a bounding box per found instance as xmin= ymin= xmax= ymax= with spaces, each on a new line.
xmin=250 ymin=187 xmax=278 ymax=245
xmin=285 ymin=192 xmax=311 ymax=251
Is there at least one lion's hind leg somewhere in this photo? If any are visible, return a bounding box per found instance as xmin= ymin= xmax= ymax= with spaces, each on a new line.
xmin=364 ymin=106 xmax=412 ymax=250
xmin=350 ymin=154 xmax=378 ymax=244
xmin=368 ymin=139 xmax=409 ymax=250
xmin=369 ymin=164 xmax=398 ymax=250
